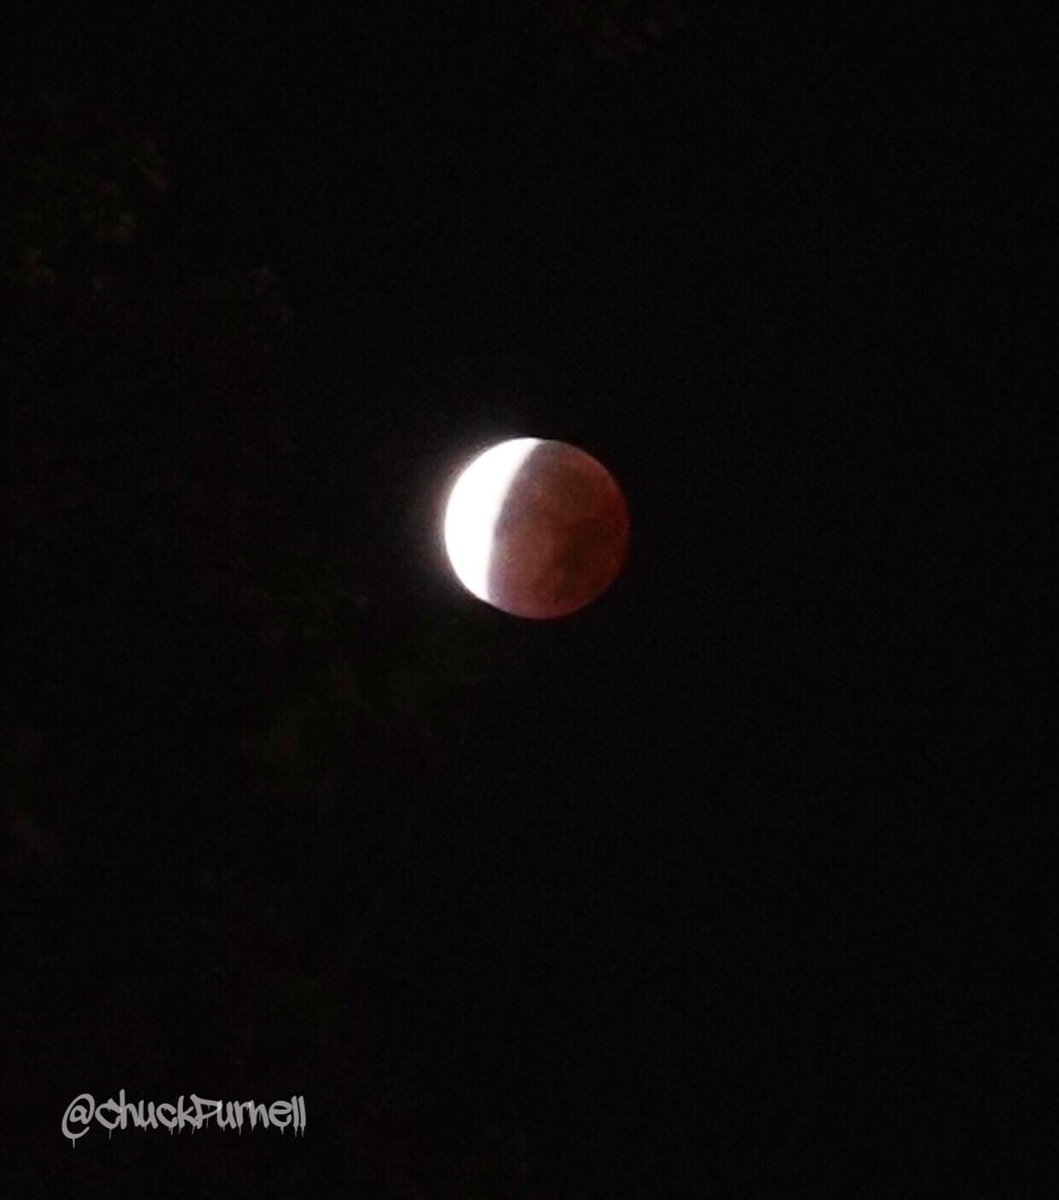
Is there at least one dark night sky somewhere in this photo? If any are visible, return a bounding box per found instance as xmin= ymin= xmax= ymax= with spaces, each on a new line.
xmin=0 ymin=5 xmax=1040 ymax=1197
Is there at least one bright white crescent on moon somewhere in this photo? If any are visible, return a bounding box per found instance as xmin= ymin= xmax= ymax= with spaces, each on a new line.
xmin=443 ymin=437 xmax=541 ymax=606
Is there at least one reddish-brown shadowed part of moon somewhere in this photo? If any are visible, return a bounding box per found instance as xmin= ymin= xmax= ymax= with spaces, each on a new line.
xmin=486 ymin=441 xmax=629 ymax=618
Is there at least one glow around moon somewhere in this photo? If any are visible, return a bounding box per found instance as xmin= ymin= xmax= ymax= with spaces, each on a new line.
xmin=443 ymin=437 xmax=629 ymax=619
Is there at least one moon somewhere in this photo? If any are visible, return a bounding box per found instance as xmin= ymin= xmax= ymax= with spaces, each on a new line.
xmin=443 ymin=438 xmax=629 ymax=618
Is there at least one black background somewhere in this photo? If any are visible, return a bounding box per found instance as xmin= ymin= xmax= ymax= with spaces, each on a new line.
xmin=0 ymin=4 xmax=1041 ymax=1197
